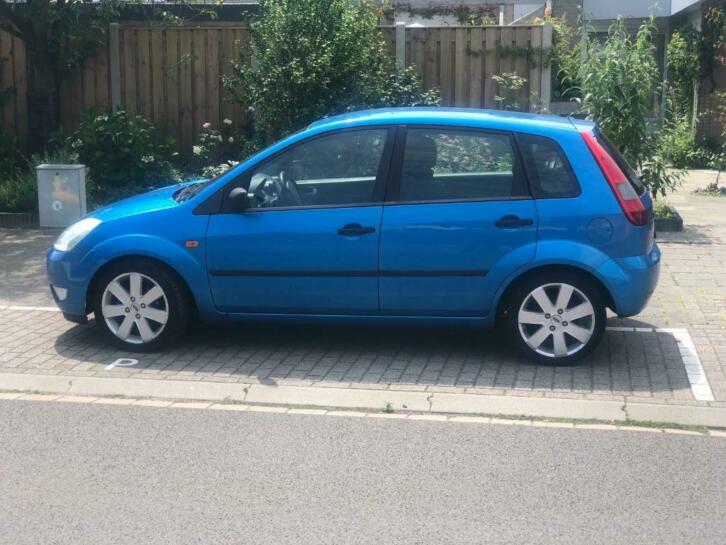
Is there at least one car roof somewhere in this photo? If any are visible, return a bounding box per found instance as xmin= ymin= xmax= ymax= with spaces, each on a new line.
xmin=307 ymin=107 xmax=595 ymax=135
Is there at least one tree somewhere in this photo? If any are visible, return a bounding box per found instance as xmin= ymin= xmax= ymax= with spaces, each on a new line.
xmin=224 ymin=0 xmax=438 ymax=140
xmin=579 ymin=17 xmax=681 ymax=198
xmin=0 ymin=0 xmax=119 ymax=150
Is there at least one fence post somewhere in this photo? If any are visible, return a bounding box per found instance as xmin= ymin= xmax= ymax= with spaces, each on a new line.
xmin=395 ymin=22 xmax=406 ymax=69
xmin=539 ymin=23 xmax=552 ymax=112
xmin=109 ymin=23 xmax=121 ymax=113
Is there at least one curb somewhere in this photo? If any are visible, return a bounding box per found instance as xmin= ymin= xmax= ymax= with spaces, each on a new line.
xmin=2 ymin=372 xmax=725 ymax=428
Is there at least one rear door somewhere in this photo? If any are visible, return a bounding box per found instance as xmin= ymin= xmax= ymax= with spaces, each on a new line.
xmin=378 ymin=126 xmax=537 ymax=317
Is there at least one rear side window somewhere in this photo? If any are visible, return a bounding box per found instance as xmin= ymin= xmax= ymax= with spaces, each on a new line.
xmin=516 ymin=133 xmax=580 ymax=199
xmin=595 ymin=131 xmax=646 ymax=196
xmin=397 ymin=128 xmax=528 ymax=202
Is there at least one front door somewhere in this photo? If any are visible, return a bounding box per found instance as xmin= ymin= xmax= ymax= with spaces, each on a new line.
xmin=206 ymin=127 xmax=393 ymax=314
xmin=379 ymin=126 xmax=538 ymax=317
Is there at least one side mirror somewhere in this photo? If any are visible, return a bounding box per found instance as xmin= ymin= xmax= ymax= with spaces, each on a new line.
xmin=228 ymin=187 xmax=251 ymax=211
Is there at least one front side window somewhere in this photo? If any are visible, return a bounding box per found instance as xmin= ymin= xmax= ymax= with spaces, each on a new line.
xmin=243 ymin=129 xmax=388 ymax=209
xmin=398 ymin=128 xmax=526 ymax=202
xmin=516 ymin=133 xmax=580 ymax=199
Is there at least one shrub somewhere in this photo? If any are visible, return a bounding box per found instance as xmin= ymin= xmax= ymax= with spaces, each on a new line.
xmin=0 ymin=171 xmax=36 ymax=213
xmin=546 ymin=15 xmax=581 ymax=101
xmin=0 ymin=148 xmax=79 ymax=213
xmin=579 ymin=18 xmax=659 ymax=167
xmin=666 ymin=27 xmax=700 ymax=119
xmin=657 ymin=117 xmax=721 ymax=169
xmin=492 ymin=73 xmax=527 ymax=111
xmin=0 ymin=129 xmax=24 ymax=178
xmin=224 ymin=0 xmax=439 ymax=140
xmin=356 ymin=66 xmax=440 ymax=110
xmin=68 ymin=110 xmax=177 ymax=203
xmin=639 ymin=152 xmax=683 ymax=200
xmin=186 ymin=119 xmax=260 ymax=178
xmin=579 ymin=17 xmax=681 ymax=197
xmin=652 ymin=200 xmax=679 ymax=219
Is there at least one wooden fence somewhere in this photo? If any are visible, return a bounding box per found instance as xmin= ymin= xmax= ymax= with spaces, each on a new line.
xmin=1 ymin=22 xmax=550 ymax=154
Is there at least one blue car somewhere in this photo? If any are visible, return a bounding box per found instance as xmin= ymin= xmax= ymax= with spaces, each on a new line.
xmin=47 ymin=108 xmax=660 ymax=364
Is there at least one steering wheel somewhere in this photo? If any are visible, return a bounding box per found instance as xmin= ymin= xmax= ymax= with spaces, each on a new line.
xmin=249 ymin=173 xmax=285 ymax=207
xmin=279 ymin=170 xmax=303 ymax=206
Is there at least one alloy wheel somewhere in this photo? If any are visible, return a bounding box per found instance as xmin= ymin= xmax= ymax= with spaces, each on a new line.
xmin=517 ymin=282 xmax=596 ymax=358
xmin=101 ymin=272 xmax=169 ymax=345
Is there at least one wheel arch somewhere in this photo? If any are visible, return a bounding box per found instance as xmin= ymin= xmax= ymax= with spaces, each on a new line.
xmin=495 ymin=263 xmax=616 ymax=320
xmin=85 ymin=255 xmax=199 ymax=319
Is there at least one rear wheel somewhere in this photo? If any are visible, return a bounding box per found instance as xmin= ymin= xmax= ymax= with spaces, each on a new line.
xmin=93 ymin=260 xmax=190 ymax=352
xmin=506 ymin=272 xmax=606 ymax=365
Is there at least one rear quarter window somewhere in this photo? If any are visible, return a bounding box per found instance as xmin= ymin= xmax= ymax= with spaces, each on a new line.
xmin=515 ymin=133 xmax=580 ymax=199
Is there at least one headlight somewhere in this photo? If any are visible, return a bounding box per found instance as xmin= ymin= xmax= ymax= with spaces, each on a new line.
xmin=53 ymin=218 xmax=102 ymax=252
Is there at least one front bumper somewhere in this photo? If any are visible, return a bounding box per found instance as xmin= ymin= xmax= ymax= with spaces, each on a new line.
xmin=47 ymin=247 xmax=106 ymax=319
xmin=597 ymin=243 xmax=661 ymax=318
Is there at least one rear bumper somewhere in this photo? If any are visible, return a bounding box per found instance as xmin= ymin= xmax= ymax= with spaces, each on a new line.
xmin=597 ymin=243 xmax=661 ymax=318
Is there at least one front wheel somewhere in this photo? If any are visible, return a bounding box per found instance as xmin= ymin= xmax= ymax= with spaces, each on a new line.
xmin=506 ymin=272 xmax=606 ymax=365
xmin=93 ymin=260 xmax=191 ymax=352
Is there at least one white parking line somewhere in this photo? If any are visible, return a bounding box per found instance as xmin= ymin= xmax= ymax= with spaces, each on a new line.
xmin=0 ymin=304 xmax=60 ymax=312
xmin=606 ymin=326 xmax=715 ymax=402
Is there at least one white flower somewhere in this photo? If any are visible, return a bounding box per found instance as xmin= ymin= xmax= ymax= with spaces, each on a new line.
xmin=228 ymin=137 xmax=234 ymax=143
xmin=223 ymin=118 xmax=232 ymax=125
xmin=192 ymin=146 xmax=202 ymax=155
xmin=217 ymin=135 xmax=223 ymax=142
xmin=202 ymin=122 xmax=211 ymax=129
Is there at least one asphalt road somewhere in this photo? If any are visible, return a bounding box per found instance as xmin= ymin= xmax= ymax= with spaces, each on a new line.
xmin=1 ymin=400 xmax=725 ymax=545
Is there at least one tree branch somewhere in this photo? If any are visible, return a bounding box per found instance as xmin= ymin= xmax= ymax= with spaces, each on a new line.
xmin=0 ymin=1 xmax=30 ymax=40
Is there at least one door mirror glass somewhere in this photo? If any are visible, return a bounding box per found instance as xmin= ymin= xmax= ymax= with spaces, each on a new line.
xmin=228 ymin=187 xmax=251 ymax=211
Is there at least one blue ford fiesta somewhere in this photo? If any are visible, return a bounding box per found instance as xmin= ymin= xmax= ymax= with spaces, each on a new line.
xmin=47 ymin=108 xmax=660 ymax=364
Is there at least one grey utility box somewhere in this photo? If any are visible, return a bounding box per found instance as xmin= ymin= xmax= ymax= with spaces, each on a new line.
xmin=36 ymin=164 xmax=87 ymax=228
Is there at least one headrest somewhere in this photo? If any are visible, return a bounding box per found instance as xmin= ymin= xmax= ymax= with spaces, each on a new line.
xmin=405 ymin=133 xmax=438 ymax=170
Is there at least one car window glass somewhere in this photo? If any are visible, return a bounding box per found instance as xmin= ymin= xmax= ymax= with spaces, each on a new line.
xmin=516 ymin=133 xmax=580 ymax=198
xmin=245 ymin=129 xmax=388 ymax=209
xmin=398 ymin=128 xmax=525 ymax=202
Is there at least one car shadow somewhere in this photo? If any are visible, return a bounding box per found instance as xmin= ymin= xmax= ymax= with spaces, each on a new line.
xmin=51 ymin=316 xmax=689 ymax=398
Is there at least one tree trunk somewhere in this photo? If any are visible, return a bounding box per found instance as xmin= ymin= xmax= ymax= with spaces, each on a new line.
xmin=25 ymin=44 xmax=59 ymax=152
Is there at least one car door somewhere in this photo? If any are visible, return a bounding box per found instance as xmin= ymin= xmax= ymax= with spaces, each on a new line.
xmin=379 ymin=126 xmax=537 ymax=317
xmin=206 ymin=127 xmax=393 ymax=314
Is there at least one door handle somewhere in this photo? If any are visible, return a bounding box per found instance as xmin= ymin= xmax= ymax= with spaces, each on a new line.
xmin=494 ymin=215 xmax=534 ymax=228
xmin=337 ymin=223 xmax=376 ymax=236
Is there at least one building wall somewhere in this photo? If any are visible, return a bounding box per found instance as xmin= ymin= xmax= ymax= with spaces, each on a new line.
xmin=552 ymin=0 xmax=582 ymax=28
xmin=696 ymin=0 xmax=726 ymax=144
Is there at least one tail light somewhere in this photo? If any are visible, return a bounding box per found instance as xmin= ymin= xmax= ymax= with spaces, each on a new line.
xmin=580 ymin=132 xmax=647 ymax=226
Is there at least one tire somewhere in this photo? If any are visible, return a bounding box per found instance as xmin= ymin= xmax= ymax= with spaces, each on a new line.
xmin=92 ymin=259 xmax=191 ymax=352
xmin=505 ymin=271 xmax=606 ymax=365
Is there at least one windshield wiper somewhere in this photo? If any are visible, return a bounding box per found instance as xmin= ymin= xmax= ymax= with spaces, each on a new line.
xmin=174 ymin=181 xmax=211 ymax=202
